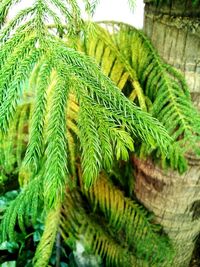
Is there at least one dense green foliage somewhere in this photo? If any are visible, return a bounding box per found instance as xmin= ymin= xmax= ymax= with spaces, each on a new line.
xmin=0 ymin=1 xmax=200 ymax=266
xmin=76 ymin=21 xmax=200 ymax=171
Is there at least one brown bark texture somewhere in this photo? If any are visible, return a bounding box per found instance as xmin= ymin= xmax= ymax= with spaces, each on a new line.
xmin=134 ymin=157 xmax=200 ymax=267
xmin=133 ymin=1 xmax=200 ymax=266
xmin=144 ymin=0 xmax=200 ymax=107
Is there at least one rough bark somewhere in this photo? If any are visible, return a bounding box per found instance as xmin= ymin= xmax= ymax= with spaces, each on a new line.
xmin=134 ymin=156 xmax=200 ymax=267
xmin=144 ymin=0 xmax=200 ymax=108
xmin=133 ymin=1 xmax=200 ymax=266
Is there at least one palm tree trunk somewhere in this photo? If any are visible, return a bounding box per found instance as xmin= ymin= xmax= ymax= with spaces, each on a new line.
xmin=134 ymin=157 xmax=200 ymax=267
xmin=144 ymin=0 xmax=200 ymax=107
xmin=134 ymin=1 xmax=200 ymax=266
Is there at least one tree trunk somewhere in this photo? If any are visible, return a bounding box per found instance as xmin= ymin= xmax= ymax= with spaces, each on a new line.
xmin=144 ymin=0 xmax=200 ymax=107
xmin=134 ymin=1 xmax=200 ymax=266
xmin=134 ymin=157 xmax=200 ymax=267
